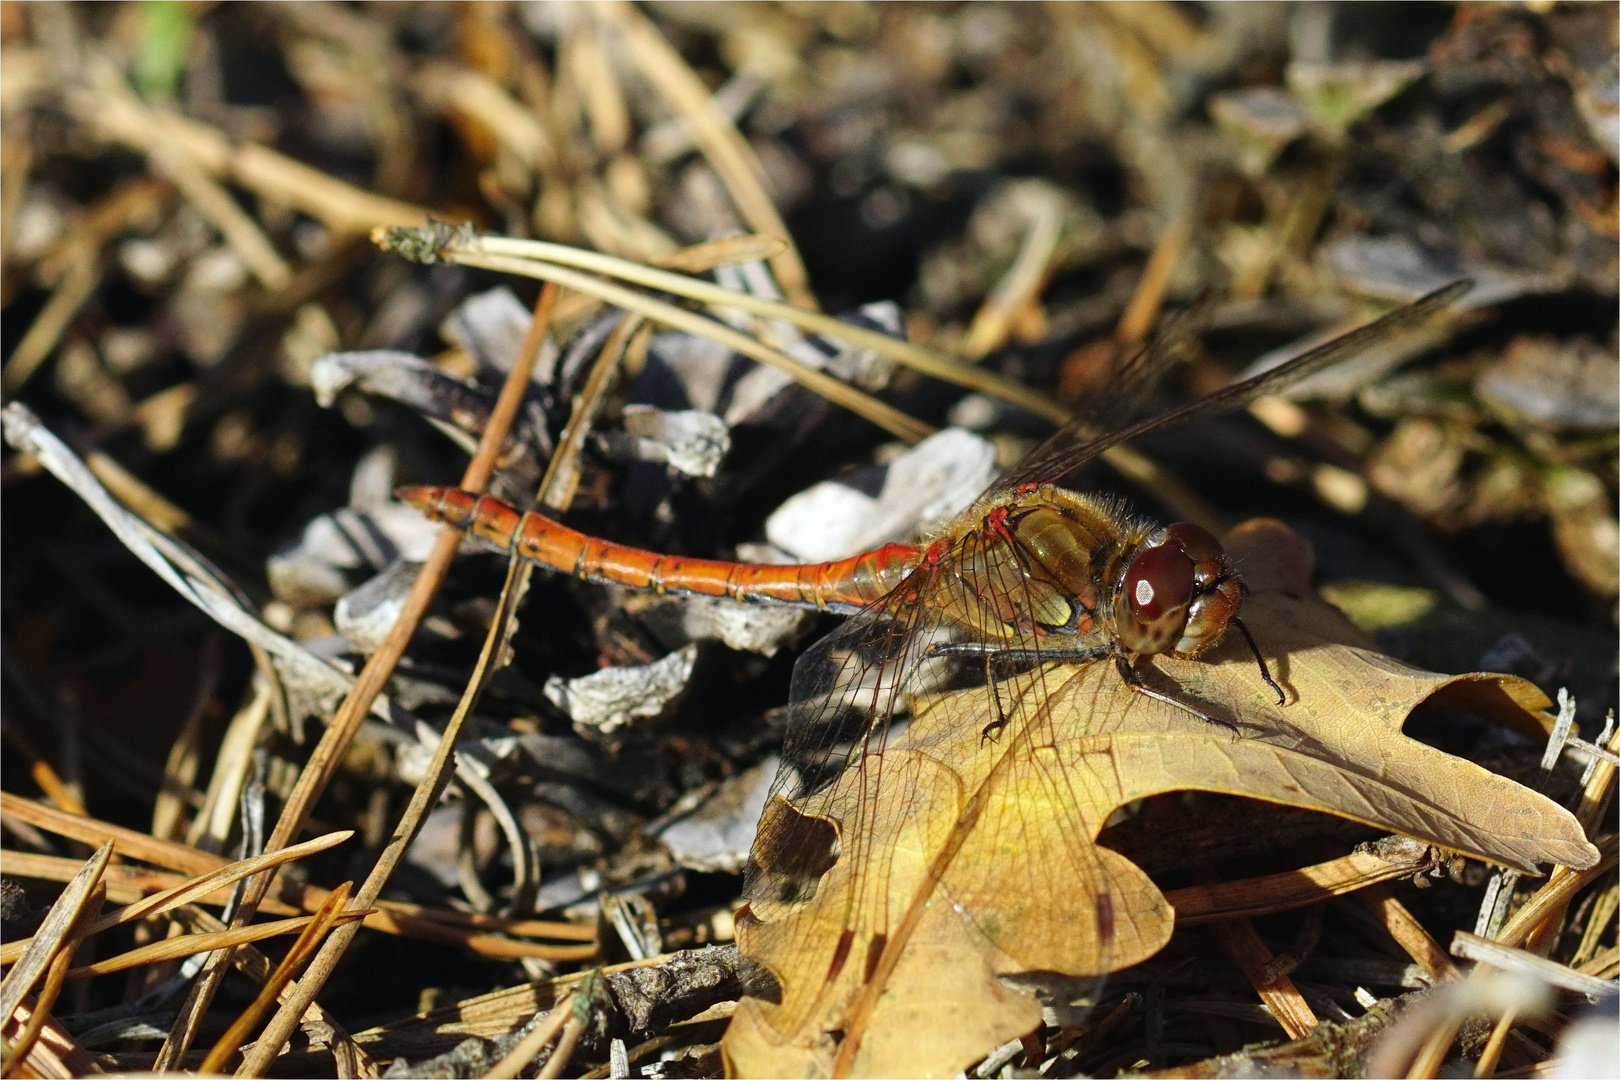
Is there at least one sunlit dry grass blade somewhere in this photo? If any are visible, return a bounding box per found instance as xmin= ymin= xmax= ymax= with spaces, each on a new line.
xmin=0 ymin=724 xmax=84 ymax=817
xmin=0 ymin=257 xmax=98 ymax=393
xmin=0 ymin=830 xmax=353 ymax=966
xmin=481 ymin=988 xmax=577 ymax=1080
xmin=0 ymin=890 xmax=106 ymax=1078
xmin=960 ymin=191 xmax=1064 ymax=360
xmin=0 ymin=849 xmax=302 ymax=914
xmin=155 ymin=903 xmax=376 ymax=1078
xmin=1197 ymin=869 xmax=1319 ymax=1040
xmin=0 ymin=847 xmax=597 ymax=959
xmin=1164 ymin=837 xmax=1439 ymax=924
xmin=0 ymin=998 xmax=94 ymax=1080
xmin=413 ymin=61 xmax=556 ymax=173
xmin=62 ymin=911 xmax=367 ymax=982
xmin=539 ymin=312 xmax=642 ymax=510
xmin=0 ymin=842 xmax=112 ymax=1040
xmin=656 ymin=234 xmax=790 ymax=274
xmin=448 ymin=230 xmax=1069 ymax=423
xmin=1450 ymin=931 xmax=1618 ymax=997
xmin=64 ymin=52 xmax=424 ymax=234
xmin=435 ymin=246 xmax=936 ymax=444
xmin=3 ymin=790 xmax=227 ymax=876
xmin=198 ymin=882 xmax=355 ymax=1075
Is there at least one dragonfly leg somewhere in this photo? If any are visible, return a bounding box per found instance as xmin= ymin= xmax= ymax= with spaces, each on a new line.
xmin=1113 ymin=655 xmax=1240 ymax=733
xmin=981 ymin=650 xmax=1008 ymax=745
xmin=1232 ymin=617 xmax=1286 ymax=705
xmin=924 ymin=642 xmax=1115 ymax=743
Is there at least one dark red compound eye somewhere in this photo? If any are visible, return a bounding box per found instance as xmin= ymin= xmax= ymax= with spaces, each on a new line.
xmin=1123 ymin=544 xmax=1195 ymax=620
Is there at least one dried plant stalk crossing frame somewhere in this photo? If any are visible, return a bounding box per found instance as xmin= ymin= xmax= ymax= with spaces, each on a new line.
xmin=235 ymin=282 xmax=575 ymax=1075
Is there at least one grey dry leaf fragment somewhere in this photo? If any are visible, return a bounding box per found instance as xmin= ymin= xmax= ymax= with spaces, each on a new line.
xmin=267 ymin=495 xmax=439 ymax=607
xmin=334 ymin=559 xmax=423 ymax=654
xmin=656 ymin=757 xmax=779 ymax=874
xmin=764 ymin=427 xmax=998 ymax=562
xmin=440 ymin=285 xmax=562 ymax=383
xmin=610 ymin=404 xmax=731 ymax=478
xmin=310 ymin=349 xmax=548 ymax=454
xmin=545 ymin=643 xmax=701 ymax=741
xmin=661 ymin=595 xmax=812 ymax=657
xmin=1474 ymin=337 xmax=1620 ymax=433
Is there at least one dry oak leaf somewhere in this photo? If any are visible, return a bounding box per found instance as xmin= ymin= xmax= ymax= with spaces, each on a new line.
xmin=723 ymin=588 xmax=1599 ymax=1079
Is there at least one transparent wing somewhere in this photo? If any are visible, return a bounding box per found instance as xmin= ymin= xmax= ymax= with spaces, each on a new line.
xmin=740 ymin=520 xmax=1135 ymax=1066
xmin=991 ymin=280 xmax=1471 ymax=495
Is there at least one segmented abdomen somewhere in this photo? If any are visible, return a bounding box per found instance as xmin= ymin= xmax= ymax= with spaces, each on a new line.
xmin=397 ymin=486 xmax=918 ymax=613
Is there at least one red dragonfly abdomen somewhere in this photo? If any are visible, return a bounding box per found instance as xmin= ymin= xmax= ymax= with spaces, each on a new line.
xmin=397 ymin=486 xmax=919 ymax=613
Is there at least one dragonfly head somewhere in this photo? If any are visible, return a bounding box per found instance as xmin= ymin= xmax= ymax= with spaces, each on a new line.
xmin=1115 ymin=522 xmax=1242 ymax=658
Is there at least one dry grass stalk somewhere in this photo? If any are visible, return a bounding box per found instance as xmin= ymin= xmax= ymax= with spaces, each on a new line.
xmin=67 ymin=62 xmax=424 ymax=235
xmin=197 ymin=882 xmax=355 ymax=1075
xmin=0 ymin=848 xmax=597 ymax=959
xmin=539 ymin=311 xmax=642 ymax=509
xmin=0 ymin=829 xmax=351 ymax=966
xmin=0 ymin=886 xmax=106 ymax=1078
xmin=1399 ymin=748 xmax=1618 ymax=1077
xmin=1195 ymin=870 xmax=1320 ymax=1040
xmin=535 ymin=1008 xmax=588 ymax=1080
xmin=233 ymin=282 xmax=567 ymax=1075
xmin=0 ymin=847 xmax=112 ymax=1076
xmin=0 ymin=259 xmax=98 ymax=392
xmin=1167 ymin=840 xmax=1438 ymax=924
xmin=64 ymin=910 xmax=367 ymax=982
xmin=0 ymin=725 xmax=85 ymax=817
xmin=0 ymin=842 xmax=113 ymax=1032
xmin=1355 ymin=883 xmax=1461 ymax=983
xmin=468 ymin=232 xmax=1067 ymax=422
xmin=961 ymin=195 xmax=1064 ymax=360
xmin=448 ymin=246 xmax=934 ymax=442
xmin=163 ymin=903 xmax=376 ymax=1078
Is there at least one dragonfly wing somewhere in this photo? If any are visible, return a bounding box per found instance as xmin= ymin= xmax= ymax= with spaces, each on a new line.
xmin=898 ymin=527 xmax=1162 ymax=988
xmin=990 ymin=279 xmax=1471 ymax=495
xmin=737 ymin=522 xmax=1144 ymax=1070
xmin=1006 ymin=298 xmax=1212 ymax=492
xmin=744 ymin=562 xmax=945 ymax=910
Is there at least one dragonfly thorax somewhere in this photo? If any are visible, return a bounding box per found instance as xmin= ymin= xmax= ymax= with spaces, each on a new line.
xmin=963 ymin=486 xmax=1242 ymax=661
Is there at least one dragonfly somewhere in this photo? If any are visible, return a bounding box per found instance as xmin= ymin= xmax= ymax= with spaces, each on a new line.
xmin=399 ymin=280 xmax=1468 ymax=1073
